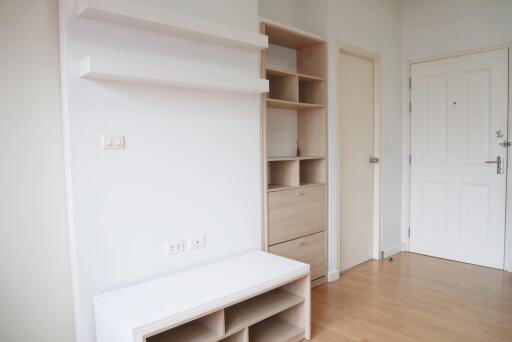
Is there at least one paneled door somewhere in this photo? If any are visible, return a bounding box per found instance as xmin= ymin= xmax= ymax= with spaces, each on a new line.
xmin=410 ymin=49 xmax=509 ymax=269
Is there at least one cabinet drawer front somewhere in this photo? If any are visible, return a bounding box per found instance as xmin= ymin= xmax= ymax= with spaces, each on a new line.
xmin=269 ymin=232 xmax=326 ymax=280
xmin=268 ymin=186 xmax=325 ymax=245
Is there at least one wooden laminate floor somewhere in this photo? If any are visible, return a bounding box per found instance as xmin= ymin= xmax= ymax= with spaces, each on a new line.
xmin=310 ymin=252 xmax=512 ymax=342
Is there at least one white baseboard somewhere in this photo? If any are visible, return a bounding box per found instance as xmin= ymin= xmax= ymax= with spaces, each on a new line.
xmin=383 ymin=243 xmax=405 ymax=259
xmin=327 ymin=269 xmax=340 ymax=282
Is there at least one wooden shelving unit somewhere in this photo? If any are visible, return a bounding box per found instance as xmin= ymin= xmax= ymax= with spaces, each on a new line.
xmin=261 ymin=20 xmax=328 ymax=286
xmin=79 ymin=56 xmax=269 ymax=94
xmin=77 ymin=0 xmax=268 ymax=51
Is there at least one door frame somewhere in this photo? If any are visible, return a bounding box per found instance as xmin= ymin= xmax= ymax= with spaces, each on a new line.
xmin=336 ymin=43 xmax=382 ymax=270
xmin=404 ymin=43 xmax=512 ymax=271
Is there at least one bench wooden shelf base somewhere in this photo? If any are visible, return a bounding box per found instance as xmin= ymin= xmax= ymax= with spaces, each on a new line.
xmin=94 ymin=251 xmax=311 ymax=342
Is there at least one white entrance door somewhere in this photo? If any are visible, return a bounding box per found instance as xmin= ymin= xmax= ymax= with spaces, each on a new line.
xmin=339 ymin=50 xmax=377 ymax=271
xmin=410 ymin=49 xmax=509 ymax=269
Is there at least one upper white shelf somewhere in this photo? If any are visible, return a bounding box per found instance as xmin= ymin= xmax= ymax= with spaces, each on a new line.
xmin=79 ymin=56 xmax=269 ymax=94
xmin=77 ymin=0 xmax=268 ymax=51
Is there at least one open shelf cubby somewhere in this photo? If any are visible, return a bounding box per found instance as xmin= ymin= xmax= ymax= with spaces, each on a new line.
xmin=266 ymin=68 xmax=324 ymax=106
xmin=146 ymin=310 xmax=223 ymax=342
xmin=299 ymin=79 xmax=325 ymax=105
xmin=300 ymin=158 xmax=326 ymax=185
xmin=264 ymin=23 xmax=325 ymax=78
xmin=249 ymin=310 xmax=304 ymax=342
xmin=267 ymin=157 xmax=326 ymax=192
xmin=268 ymin=160 xmax=300 ymax=190
xmin=224 ymin=288 xmax=304 ymax=336
xmin=266 ymin=107 xmax=326 ymax=161
xmin=145 ymin=276 xmax=307 ymax=342
xmin=268 ymin=72 xmax=298 ymax=102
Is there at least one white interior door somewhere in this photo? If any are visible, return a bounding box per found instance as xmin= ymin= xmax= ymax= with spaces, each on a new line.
xmin=339 ymin=51 xmax=376 ymax=271
xmin=410 ymin=49 xmax=509 ymax=269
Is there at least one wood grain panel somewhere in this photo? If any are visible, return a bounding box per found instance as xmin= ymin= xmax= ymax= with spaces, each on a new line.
xmin=270 ymin=232 xmax=326 ymax=280
xmin=268 ymin=186 xmax=325 ymax=244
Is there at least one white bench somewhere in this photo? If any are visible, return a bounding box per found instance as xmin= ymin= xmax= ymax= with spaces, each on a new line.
xmin=95 ymin=251 xmax=311 ymax=342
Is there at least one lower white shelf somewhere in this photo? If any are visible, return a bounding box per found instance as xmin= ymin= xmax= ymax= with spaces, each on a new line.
xmin=79 ymin=56 xmax=269 ymax=94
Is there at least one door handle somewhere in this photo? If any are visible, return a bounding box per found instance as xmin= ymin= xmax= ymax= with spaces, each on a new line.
xmin=485 ymin=155 xmax=504 ymax=174
xmin=369 ymin=157 xmax=380 ymax=164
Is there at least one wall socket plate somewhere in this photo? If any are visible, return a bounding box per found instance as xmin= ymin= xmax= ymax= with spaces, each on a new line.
xmin=165 ymin=240 xmax=184 ymax=255
xmin=188 ymin=235 xmax=206 ymax=250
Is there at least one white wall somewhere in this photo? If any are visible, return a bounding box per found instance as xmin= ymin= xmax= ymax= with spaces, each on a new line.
xmin=259 ymin=0 xmax=403 ymax=275
xmin=401 ymin=0 xmax=512 ymax=61
xmin=58 ymin=0 xmax=262 ymax=341
xmin=400 ymin=0 xmax=512 ymax=246
xmin=258 ymin=0 xmax=298 ymax=27
xmin=0 ymin=1 xmax=75 ymax=341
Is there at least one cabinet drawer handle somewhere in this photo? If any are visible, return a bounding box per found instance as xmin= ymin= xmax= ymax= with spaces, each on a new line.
xmin=295 ymin=241 xmax=305 ymax=247
xmin=295 ymin=191 xmax=304 ymax=196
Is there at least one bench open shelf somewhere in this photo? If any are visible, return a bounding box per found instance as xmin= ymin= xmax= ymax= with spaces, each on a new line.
xmin=145 ymin=283 xmax=307 ymax=342
xmin=224 ymin=288 xmax=304 ymax=335
xmin=94 ymin=251 xmax=311 ymax=342
xmin=146 ymin=312 xmax=223 ymax=342
xmin=249 ymin=315 xmax=304 ymax=342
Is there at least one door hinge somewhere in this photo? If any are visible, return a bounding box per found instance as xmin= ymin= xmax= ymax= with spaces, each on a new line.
xmin=409 ymin=154 xmax=412 ymax=165
xmin=408 ymin=227 xmax=411 ymax=238
xmin=409 ymin=77 xmax=411 ymax=89
xmin=409 ymin=101 xmax=412 ymax=113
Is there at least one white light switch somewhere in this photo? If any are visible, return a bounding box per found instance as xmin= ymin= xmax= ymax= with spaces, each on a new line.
xmin=103 ymin=134 xmax=125 ymax=150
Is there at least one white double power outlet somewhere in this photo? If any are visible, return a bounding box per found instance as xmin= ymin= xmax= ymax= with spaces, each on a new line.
xmin=165 ymin=235 xmax=206 ymax=255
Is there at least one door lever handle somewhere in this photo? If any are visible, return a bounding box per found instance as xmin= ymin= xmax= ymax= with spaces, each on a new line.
xmin=369 ymin=157 xmax=380 ymax=164
xmin=485 ymin=155 xmax=504 ymax=174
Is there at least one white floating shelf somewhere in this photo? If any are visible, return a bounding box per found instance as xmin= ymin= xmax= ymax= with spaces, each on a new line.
xmin=77 ymin=0 xmax=268 ymax=51
xmin=79 ymin=56 xmax=269 ymax=94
